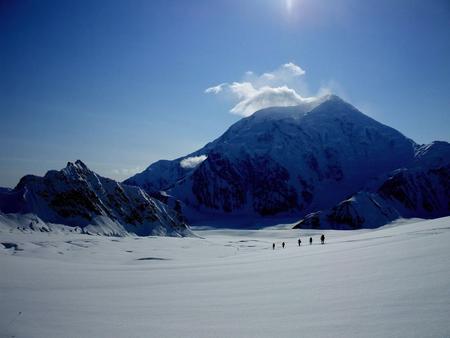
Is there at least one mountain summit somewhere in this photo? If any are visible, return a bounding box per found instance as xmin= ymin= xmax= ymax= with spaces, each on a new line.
xmin=125 ymin=95 xmax=428 ymax=225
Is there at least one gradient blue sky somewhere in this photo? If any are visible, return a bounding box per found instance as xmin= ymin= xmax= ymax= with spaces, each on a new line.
xmin=1 ymin=0 xmax=449 ymax=187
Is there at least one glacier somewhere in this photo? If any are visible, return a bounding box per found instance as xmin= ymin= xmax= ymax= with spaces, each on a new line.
xmin=1 ymin=216 xmax=449 ymax=337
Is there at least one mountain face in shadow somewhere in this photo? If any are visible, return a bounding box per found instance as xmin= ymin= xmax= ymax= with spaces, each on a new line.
xmin=126 ymin=95 xmax=440 ymax=227
xmin=0 ymin=160 xmax=191 ymax=236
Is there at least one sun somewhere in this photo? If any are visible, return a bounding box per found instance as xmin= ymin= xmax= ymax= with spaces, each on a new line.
xmin=286 ymin=0 xmax=293 ymax=13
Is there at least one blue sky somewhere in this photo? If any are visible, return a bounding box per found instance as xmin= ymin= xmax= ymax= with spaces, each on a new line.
xmin=1 ymin=0 xmax=449 ymax=187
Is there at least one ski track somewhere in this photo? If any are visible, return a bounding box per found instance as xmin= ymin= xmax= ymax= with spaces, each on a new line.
xmin=1 ymin=217 xmax=450 ymax=338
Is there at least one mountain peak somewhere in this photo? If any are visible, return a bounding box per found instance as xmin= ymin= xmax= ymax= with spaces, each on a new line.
xmin=248 ymin=94 xmax=350 ymax=122
xmin=256 ymin=96 xmax=321 ymax=116
xmin=74 ymin=159 xmax=87 ymax=168
xmin=1 ymin=160 xmax=191 ymax=236
xmin=311 ymin=94 xmax=357 ymax=112
xmin=66 ymin=159 xmax=88 ymax=170
xmin=63 ymin=160 xmax=93 ymax=179
xmin=125 ymin=94 xmax=418 ymax=222
xmin=324 ymin=93 xmax=344 ymax=102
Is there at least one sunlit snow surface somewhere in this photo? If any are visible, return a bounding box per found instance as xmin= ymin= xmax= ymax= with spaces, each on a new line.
xmin=1 ymin=217 xmax=450 ymax=338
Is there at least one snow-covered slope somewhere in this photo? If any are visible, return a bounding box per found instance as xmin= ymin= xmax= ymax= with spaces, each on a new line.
xmin=0 ymin=161 xmax=191 ymax=236
xmin=1 ymin=217 xmax=450 ymax=337
xmin=295 ymin=141 xmax=450 ymax=229
xmin=126 ymin=95 xmax=416 ymax=221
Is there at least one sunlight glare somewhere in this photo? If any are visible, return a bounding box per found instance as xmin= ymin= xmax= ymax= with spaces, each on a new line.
xmin=286 ymin=0 xmax=293 ymax=13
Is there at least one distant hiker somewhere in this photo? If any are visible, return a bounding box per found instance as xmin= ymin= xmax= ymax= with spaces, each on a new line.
xmin=321 ymin=234 xmax=325 ymax=245
xmin=298 ymin=238 xmax=301 ymax=246
xmin=272 ymin=243 xmax=275 ymax=250
xmin=282 ymin=242 xmax=285 ymax=249
xmin=309 ymin=237 xmax=313 ymax=245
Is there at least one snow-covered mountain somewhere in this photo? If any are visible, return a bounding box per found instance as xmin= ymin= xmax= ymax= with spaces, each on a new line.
xmin=294 ymin=141 xmax=450 ymax=229
xmin=0 ymin=160 xmax=191 ymax=236
xmin=125 ymin=95 xmax=420 ymax=223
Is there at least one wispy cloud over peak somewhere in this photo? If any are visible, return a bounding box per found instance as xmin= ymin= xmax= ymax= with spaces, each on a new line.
xmin=230 ymin=85 xmax=308 ymax=117
xmin=205 ymin=82 xmax=228 ymax=94
xmin=282 ymin=62 xmax=305 ymax=76
xmin=205 ymin=62 xmax=320 ymax=116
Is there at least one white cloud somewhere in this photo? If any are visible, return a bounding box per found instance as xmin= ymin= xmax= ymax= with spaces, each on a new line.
xmin=243 ymin=62 xmax=307 ymax=89
xmin=180 ymin=155 xmax=207 ymax=169
xmin=262 ymin=73 xmax=275 ymax=80
xmin=231 ymin=85 xmax=308 ymax=117
xmin=205 ymin=62 xmax=319 ymax=116
xmin=111 ymin=166 xmax=143 ymax=181
xmin=282 ymin=62 xmax=306 ymax=76
xmin=205 ymin=82 xmax=228 ymax=94
xmin=229 ymin=82 xmax=257 ymax=100
xmin=316 ymin=79 xmax=347 ymax=99
xmin=112 ymin=167 xmax=142 ymax=176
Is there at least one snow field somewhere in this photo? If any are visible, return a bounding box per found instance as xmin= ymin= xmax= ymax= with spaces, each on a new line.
xmin=1 ymin=217 xmax=450 ymax=338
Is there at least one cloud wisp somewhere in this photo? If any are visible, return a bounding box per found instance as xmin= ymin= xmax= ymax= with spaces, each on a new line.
xmin=180 ymin=155 xmax=207 ymax=169
xmin=205 ymin=62 xmax=319 ymax=116
xmin=113 ymin=167 xmax=143 ymax=176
